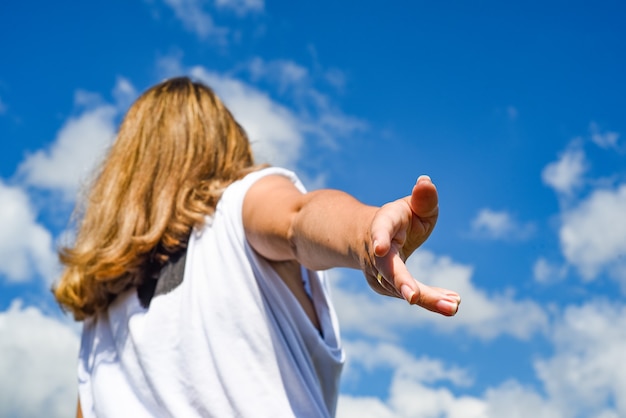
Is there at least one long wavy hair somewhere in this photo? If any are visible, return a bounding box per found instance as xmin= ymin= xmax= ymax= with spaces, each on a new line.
xmin=54 ymin=77 xmax=259 ymax=320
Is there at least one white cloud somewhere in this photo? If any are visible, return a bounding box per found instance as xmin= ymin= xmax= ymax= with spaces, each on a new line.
xmin=243 ymin=57 xmax=366 ymax=143
xmin=16 ymin=101 xmax=116 ymax=200
xmin=589 ymin=122 xmax=620 ymax=150
xmin=338 ymin=300 xmax=626 ymax=418
xmin=407 ymin=251 xmax=548 ymax=340
xmin=534 ymin=300 xmax=626 ymax=417
xmin=559 ymin=183 xmax=626 ymax=288
xmin=155 ymin=50 xmax=186 ymax=76
xmin=471 ymin=208 xmax=534 ymax=241
xmin=244 ymin=57 xmax=366 ymax=139
xmin=190 ymin=66 xmax=304 ymax=168
xmin=337 ymin=395 xmax=396 ymax=418
xmin=74 ymin=77 xmax=137 ymax=115
xmin=385 ymin=376 xmax=487 ymax=418
xmin=533 ymin=257 xmax=568 ymax=284
xmin=73 ymin=90 xmax=104 ymax=108
xmin=337 ymin=340 xmax=486 ymax=418
xmin=542 ymin=143 xmax=587 ymax=196
xmin=339 ymin=388 xmax=486 ymax=418
xmin=343 ymin=341 xmax=473 ymax=388
xmin=0 ymin=301 xmax=79 ymax=418
xmin=324 ymin=68 xmax=347 ymax=91
xmin=248 ymin=57 xmax=309 ymax=93
xmin=312 ymin=112 xmax=366 ymax=142
xmin=215 ymin=0 xmax=264 ymax=15
xmin=112 ymin=76 xmax=139 ymax=112
xmin=160 ymin=0 xmax=228 ymax=41
xmin=331 ymin=250 xmax=548 ymax=341
xmin=156 ymin=55 xmax=365 ymax=171
xmin=0 ymin=181 xmax=57 ymax=283
xmin=483 ymin=381 xmax=561 ymax=418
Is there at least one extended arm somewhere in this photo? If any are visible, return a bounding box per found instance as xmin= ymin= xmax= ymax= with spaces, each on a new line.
xmin=242 ymin=174 xmax=460 ymax=316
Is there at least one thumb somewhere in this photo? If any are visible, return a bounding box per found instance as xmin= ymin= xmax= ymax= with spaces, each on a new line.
xmin=410 ymin=175 xmax=439 ymax=219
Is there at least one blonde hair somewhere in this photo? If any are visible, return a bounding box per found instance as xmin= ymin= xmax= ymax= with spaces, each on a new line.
xmin=54 ymin=77 xmax=259 ymax=320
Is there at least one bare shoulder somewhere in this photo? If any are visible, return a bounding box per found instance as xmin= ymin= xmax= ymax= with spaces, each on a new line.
xmin=243 ymin=174 xmax=304 ymax=217
xmin=242 ymin=174 xmax=305 ymax=261
xmin=245 ymin=174 xmax=301 ymax=200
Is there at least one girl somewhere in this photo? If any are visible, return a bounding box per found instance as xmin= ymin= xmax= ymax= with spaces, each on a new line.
xmin=54 ymin=77 xmax=460 ymax=417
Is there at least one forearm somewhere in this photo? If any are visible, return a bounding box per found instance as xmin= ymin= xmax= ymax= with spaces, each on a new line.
xmin=288 ymin=189 xmax=378 ymax=271
xmin=243 ymin=173 xmax=460 ymax=316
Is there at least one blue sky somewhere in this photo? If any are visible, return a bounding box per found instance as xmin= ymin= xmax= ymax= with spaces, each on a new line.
xmin=1 ymin=1 xmax=626 ymax=417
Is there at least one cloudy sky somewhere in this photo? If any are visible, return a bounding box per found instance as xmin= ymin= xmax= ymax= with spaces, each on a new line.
xmin=1 ymin=1 xmax=625 ymax=417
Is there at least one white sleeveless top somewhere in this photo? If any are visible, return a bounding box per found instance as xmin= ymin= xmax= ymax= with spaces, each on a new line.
xmin=77 ymin=167 xmax=345 ymax=417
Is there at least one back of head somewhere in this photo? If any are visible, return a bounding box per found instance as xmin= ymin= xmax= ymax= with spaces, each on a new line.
xmin=54 ymin=77 xmax=258 ymax=319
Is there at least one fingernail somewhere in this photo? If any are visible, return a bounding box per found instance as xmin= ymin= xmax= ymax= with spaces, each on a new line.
xmin=445 ymin=292 xmax=461 ymax=304
xmin=417 ymin=175 xmax=432 ymax=183
xmin=436 ymin=298 xmax=459 ymax=316
xmin=373 ymin=240 xmax=381 ymax=256
xmin=401 ymin=284 xmax=415 ymax=304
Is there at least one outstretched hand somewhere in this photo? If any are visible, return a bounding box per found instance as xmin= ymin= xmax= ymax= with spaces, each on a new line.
xmin=365 ymin=175 xmax=461 ymax=316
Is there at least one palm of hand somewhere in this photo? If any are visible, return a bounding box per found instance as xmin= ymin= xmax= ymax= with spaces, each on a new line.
xmin=364 ymin=176 xmax=460 ymax=316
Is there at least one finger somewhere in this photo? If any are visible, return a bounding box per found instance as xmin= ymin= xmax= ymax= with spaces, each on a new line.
xmin=430 ymin=287 xmax=462 ymax=304
xmin=370 ymin=250 xmax=406 ymax=299
xmin=370 ymin=253 xmax=461 ymax=316
xmin=412 ymin=281 xmax=461 ymax=316
xmin=384 ymin=253 xmax=460 ymax=316
xmin=365 ymin=273 xmax=399 ymax=298
xmin=410 ymin=175 xmax=439 ymax=219
xmin=373 ymin=249 xmax=418 ymax=302
xmin=370 ymin=204 xmax=408 ymax=257
xmin=387 ymin=251 xmax=420 ymax=302
xmin=377 ymin=272 xmax=401 ymax=297
xmin=371 ymin=176 xmax=439 ymax=257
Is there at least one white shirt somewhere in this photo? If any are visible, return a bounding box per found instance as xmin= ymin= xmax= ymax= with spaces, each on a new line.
xmin=78 ymin=167 xmax=345 ymax=417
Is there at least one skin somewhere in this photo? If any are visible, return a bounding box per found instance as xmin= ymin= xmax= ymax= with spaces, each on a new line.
xmin=75 ymin=174 xmax=459 ymax=417
xmin=242 ymin=174 xmax=461 ymax=318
